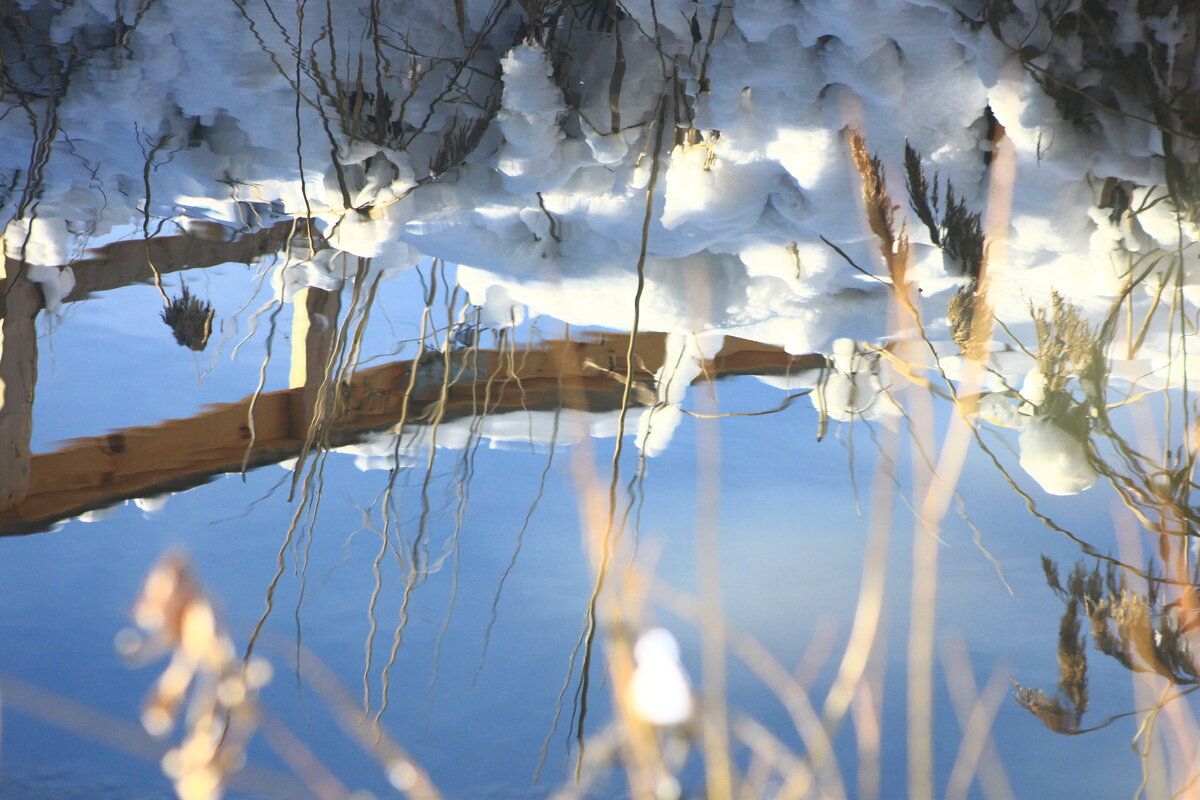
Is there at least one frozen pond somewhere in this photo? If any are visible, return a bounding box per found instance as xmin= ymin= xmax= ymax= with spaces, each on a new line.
xmin=2 ymin=1 xmax=1200 ymax=798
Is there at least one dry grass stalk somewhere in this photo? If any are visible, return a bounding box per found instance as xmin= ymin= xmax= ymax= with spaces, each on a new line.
xmin=1030 ymin=292 xmax=1102 ymax=427
xmin=903 ymin=142 xmax=984 ymax=280
xmin=120 ymin=553 xmax=272 ymax=800
xmin=1017 ymin=558 xmax=1200 ymax=738
xmin=1033 ymin=293 xmax=1097 ymax=394
xmin=849 ymin=129 xmax=909 ymax=289
xmin=947 ymin=288 xmax=993 ymax=363
xmin=567 ymin=461 xmax=681 ymax=800
xmin=903 ymin=141 xmax=990 ymax=359
xmin=1014 ymin=559 xmax=1091 ymax=734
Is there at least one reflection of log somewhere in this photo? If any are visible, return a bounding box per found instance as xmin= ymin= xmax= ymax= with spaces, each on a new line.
xmin=65 ymin=220 xmax=309 ymax=302
xmin=0 ymin=220 xmax=314 ymax=504
xmin=0 ymin=220 xmax=309 ymax=494
xmin=0 ymin=264 xmax=39 ymax=506
xmin=0 ymin=334 xmax=824 ymax=535
xmin=289 ymin=286 xmax=342 ymax=429
xmin=0 ymin=220 xmax=313 ymax=318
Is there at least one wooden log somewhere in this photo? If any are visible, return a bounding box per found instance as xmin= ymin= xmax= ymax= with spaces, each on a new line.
xmin=0 ymin=332 xmax=824 ymax=535
xmin=288 ymin=286 xmax=343 ymax=431
xmin=0 ymin=263 xmax=39 ymax=506
xmin=62 ymin=220 xmax=307 ymax=302
xmin=0 ymin=219 xmax=315 ymax=319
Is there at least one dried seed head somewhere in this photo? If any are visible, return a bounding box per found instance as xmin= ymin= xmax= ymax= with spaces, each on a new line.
xmin=161 ymin=285 xmax=216 ymax=351
xmin=126 ymin=553 xmax=267 ymax=800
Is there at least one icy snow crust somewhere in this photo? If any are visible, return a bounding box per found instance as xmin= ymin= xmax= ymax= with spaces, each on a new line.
xmin=2 ymin=0 xmax=1197 ymax=494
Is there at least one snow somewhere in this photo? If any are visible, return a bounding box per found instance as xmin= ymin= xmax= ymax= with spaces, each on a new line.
xmin=2 ymin=0 xmax=1196 ymax=497
xmin=637 ymin=332 xmax=723 ymax=456
xmin=24 ymin=265 xmax=76 ymax=313
xmin=629 ymin=627 xmax=694 ymax=727
xmin=1019 ymin=419 xmax=1098 ymax=497
xmin=496 ymin=44 xmax=571 ymax=193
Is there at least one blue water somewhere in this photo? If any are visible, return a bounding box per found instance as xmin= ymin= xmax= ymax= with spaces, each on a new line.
xmin=0 ymin=263 xmax=1178 ymax=799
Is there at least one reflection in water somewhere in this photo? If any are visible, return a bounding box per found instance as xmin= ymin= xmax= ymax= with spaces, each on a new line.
xmin=990 ymin=270 xmax=1200 ymax=794
xmin=2 ymin=0 xmax=1200 ymax=797
xmin=161 ymin=284 xmax=216 ymax=351
xmin=0 ymin=322 xmax=821 ymax=536
xmin=1017 ymin=558 xmax=1200 ymax=736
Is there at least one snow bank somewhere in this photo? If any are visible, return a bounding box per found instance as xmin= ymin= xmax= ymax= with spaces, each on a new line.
xmin=1019 ymin=419 xmax=1098 ymax=497
xmin=4 ymin=0 xmax=1190 ymax=337
xmin=3 ymin=0 xmax=1196 ymax=494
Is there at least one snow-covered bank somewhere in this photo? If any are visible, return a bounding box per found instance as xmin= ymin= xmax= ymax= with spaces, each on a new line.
xmin=3 ymin=0 xmax=1194 ymax=329
xmin=2 ymin=0 xmax=1197 ymax=497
